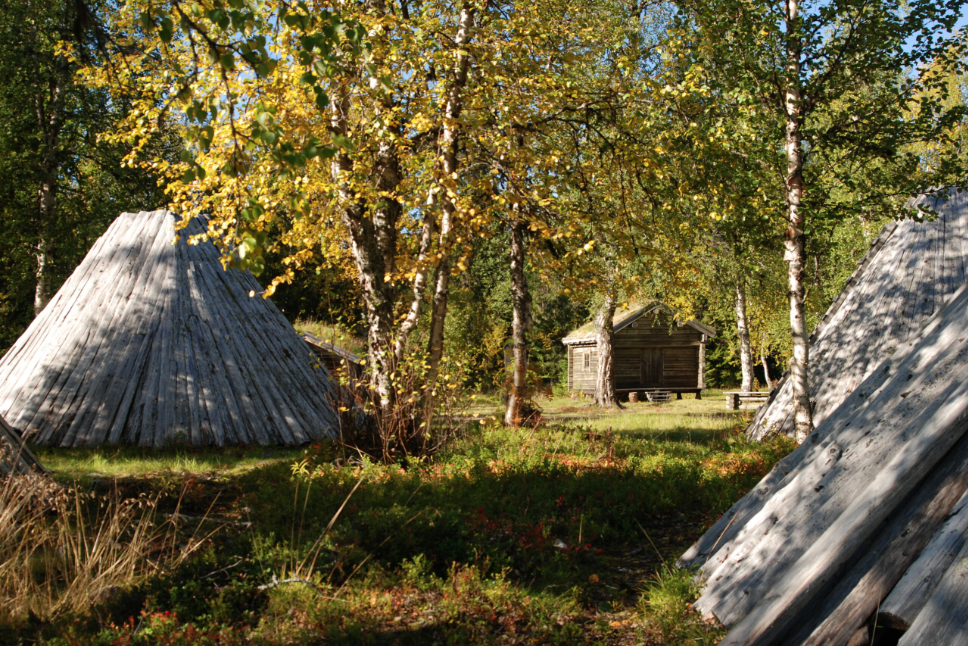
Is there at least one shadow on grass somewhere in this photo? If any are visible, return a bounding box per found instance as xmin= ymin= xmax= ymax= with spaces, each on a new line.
xmin=236 ymin=432 xmax=789 ymax=593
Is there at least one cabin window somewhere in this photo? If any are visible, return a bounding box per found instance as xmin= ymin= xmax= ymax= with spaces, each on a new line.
xmin=583 ymin=351 xmax=590 ymax=369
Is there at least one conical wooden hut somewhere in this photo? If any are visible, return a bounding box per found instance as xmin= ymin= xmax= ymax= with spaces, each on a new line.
xmin=0 ymin=210 xmax=341 ymax=447
xmin=748 ymin=188 xmax=968 ymax=440
xmin=680 ymin=191 xmax=968 ymax=646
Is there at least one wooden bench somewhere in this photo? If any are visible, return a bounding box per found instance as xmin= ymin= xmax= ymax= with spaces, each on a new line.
xmin=724 ymin=391 xmax=771 ymax=411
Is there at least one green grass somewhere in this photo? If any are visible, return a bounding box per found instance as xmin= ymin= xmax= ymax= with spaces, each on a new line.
xmin=10 ymin=393 xmax=793 ymax=645
xmin=33 ymin=445 xmax=306 ymax=483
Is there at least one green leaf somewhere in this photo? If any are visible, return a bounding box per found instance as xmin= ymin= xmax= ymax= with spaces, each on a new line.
xmin=219 ymin=53 xmax=235 ymax=71
xmin=333 ymin=134 xmax=355 ymax=152
xmin=159 ymin=16 xmax=174 ymax=42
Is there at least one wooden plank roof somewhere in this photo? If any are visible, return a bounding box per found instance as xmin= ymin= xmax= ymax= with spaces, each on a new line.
xmin=681 ymin=189 xmax=968 ymax=645
xmin=0 ymin=210 xmax=341 ymax=447
xmin=748 ymin=188 xmax=968 ymax=441
xmin=562 ymin=302 xmax=716 ymax=345
xmin=682 ymin=273 xmax=968 ymax=645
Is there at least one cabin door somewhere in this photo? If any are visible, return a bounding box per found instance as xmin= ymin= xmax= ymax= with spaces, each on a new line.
xmin=640 ymin=348 xmax=663 ymax=386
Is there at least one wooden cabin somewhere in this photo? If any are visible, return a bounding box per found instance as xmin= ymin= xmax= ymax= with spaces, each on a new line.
xmin=563 ymin=303 xmax=715 ymax=398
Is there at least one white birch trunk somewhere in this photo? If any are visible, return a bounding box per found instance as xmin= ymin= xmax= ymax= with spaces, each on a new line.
xmin=735 ymin=279 xmax=754 ymax=392
xmin=783 ymin=0 xmax=813 ymax=442
xmin=424 ymin=3 xmax=475 ymax=423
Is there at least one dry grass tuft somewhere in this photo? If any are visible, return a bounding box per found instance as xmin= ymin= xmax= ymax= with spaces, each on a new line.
xmin=0 ymin=448 xmax=205 ymax=626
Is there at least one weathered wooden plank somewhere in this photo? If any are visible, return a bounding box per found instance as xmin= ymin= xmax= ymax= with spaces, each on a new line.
xmin=695 ymin=278 xmax=968 ymax=599
xmin=11 ymin=212 xmax=157 ymax=439
xmin=880 ymin=489 xmax=968 ymax=630
xmin=0 ymin=213 xmax=141 ymax=409
xmin=782 ymin=428 xmax=968 ymax=646
xmin=56 ymin=214 xmax=167 ymax=446
xmin=698 ymin=282 xmax=968 ymax=643
xmin=898 ymin=535 xmax=968 ymax=645
xmin=185 ymin=261 xmax=256 ymax=443
xmin=0 ymin=415 xmax=47 ymax=477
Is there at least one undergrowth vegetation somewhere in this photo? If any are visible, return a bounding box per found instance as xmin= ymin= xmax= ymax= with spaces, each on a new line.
xmin=9 ymin=397 xmax=795 ymax=644
xmin=0 ymin=473 xmax=202 ymax=639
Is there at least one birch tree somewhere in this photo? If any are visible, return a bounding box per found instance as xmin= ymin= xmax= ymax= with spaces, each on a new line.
xmin=679 ymin=0 xmax=968 ymax=441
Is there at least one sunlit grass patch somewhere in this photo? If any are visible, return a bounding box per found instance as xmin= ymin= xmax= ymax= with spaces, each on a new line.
xmin=32 ymin=445 xmax=307 ymax=483
xmin=293 ymin=318 xmax=366 ymax=356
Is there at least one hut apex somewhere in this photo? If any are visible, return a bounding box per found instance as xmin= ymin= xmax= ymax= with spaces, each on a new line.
xmin=0 ymin=210 xmax=341 ymax=447
xmin=563 ymin=303 xmax=715 ymax=399
xmin=748 ymin=188 xmax=968 ymax=441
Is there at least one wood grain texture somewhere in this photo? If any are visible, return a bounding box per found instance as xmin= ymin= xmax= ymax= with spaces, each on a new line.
xmin=0 ymin=210 xmax=340 ymax=447
xmin=748 ymin=189 xmax=968 ymax=441
xmin=677 ymin=190 xmax=968 ymax=646
xmin=880 ymin=488 xmax=968 ymax=630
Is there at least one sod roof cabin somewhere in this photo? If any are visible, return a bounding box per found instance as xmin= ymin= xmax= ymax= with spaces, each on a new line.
xmin=0 ymin=210 xmax=341 ymax=448
xmin=748 ymin=188 xmax=968 ymax=440
xmin=562 ymin=303 xmax=715 ymax=398
xmin=302 ymin=332 xmax=363 ymax=379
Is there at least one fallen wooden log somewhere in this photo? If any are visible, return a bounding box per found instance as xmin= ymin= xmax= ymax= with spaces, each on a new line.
xmin=0 ymin=414 xmax=47 ymax=478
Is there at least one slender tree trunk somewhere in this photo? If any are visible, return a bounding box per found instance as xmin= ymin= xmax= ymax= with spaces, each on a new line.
xmin=34 ymin=197 xmax=51 ymax=316
xmin=33 ymin=59 xmax=68 ymax=317
xmin=330 ymin=83 xmax=398 ymax=409
xmin=424 ymin=3 xmax=475 ymax=423
xmin=784 ymin=0 xmax=813 ymax=442
xmin=593 ymin=293 xmax=618 ymax=407
xmin=761 ymin=348 xmax=773 ymax=389
xmin=735 ymin=278 xmax=754 ymax=392
xmin=395 ymin=189 xmax=437 ymax=363
xmin=505 ymin=216 xmax=532 ymax=426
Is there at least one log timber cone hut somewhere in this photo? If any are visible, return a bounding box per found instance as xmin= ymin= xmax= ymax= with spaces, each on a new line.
xmin=680 ymin=189 xmax=968 ymax=646
xmin=748 ymin=188 xmax=968 ymax=440
xmin=0 ymin=210 xmax=341 ymax=447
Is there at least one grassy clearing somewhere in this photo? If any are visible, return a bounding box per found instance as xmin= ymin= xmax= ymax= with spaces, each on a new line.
xmin=8 ymin=393 xmax=794 ymax=645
